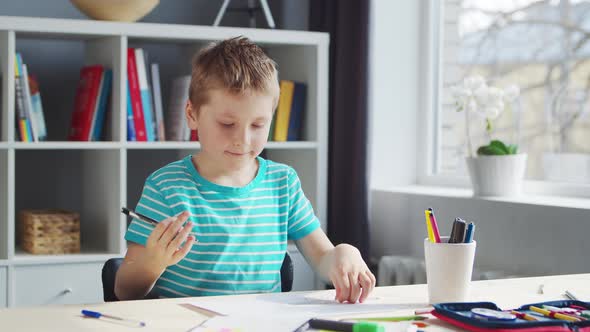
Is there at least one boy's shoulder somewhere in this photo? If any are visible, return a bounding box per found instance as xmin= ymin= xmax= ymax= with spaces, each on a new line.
xmin=146 ymin=157 xmax=190 ymax=184
xmin=264 ymin=158 xmax=295 ymax=175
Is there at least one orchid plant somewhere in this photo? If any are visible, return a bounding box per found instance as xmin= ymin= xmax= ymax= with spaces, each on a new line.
xmin=451 ymin=76 xmax=521 ymax=158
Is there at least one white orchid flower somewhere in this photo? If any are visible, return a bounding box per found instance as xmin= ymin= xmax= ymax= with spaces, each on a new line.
xmin=463 ymin=76 xmax=486 ymax=91
xmin=504 ymin=85 xmax=520 ymax=102
xmin=473 ymin=85 xmax=490 ymax=106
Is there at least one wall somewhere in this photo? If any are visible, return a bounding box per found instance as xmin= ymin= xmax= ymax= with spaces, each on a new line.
xmin=368 ymin=0 xmax=590 ymax=278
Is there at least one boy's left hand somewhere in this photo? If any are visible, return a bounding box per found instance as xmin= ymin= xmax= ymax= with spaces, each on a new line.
xmin=328 ymin=244 xmax=376 ymax=303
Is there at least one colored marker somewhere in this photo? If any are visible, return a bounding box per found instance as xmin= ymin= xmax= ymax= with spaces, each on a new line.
xmin=464 ymin=222 xmax=475 ymax=243
xmin=529 ymin=306 xmax=581 ymax=322
xmin=424 ymin=210 xmax=434 ymax=243
xmin=427 ymin=208 xmax=441 ymax=243
xmin=449 ymin=218 xmax=466 ymax=244
xmin=510 ymin=310 xmax=540 ymax=321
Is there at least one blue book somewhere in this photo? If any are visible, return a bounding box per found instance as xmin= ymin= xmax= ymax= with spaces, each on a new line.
xmin=287 ymin=82 xmax=306 ymax=141
xmin=126 ymin=80 xmax=136 ymax=141
xmin=91 ymin=69 xmax=112 ymax=141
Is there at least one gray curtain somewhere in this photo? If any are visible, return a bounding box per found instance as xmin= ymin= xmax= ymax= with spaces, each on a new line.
xmin=309 ymin=0 xmax=371 ymax=263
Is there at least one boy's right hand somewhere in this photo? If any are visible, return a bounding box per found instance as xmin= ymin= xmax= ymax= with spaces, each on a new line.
xmin=140 ymin=211 xmax=196 ymax=273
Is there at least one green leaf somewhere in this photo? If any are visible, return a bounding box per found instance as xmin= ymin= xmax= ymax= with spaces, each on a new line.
xmin=489 ymin=140 xmax=510 ymax=154
xmin=486 ymin=118 xmax=492 ymax=132
xmin=507 ymin=144 xmax=518 ymax=154
xmin=477 ymin=145 xmax=507 ymax=155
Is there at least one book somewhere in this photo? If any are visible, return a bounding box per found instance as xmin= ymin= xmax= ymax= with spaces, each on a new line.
xmin=274 ymin=80 xmax=295 ymax=141
xmin=14 ymin=53 xmax=30 ymax=142
xmin=150 ymin=63 xmax=166 ymax=141
xmin=166 ymin=75 xmax=191 ymax=141
xmin=127 ymin=48 xmax=147 ymax=141
xmin=27 ymin=75 xmax=47 ymax=141
xmin=89 ymin=69 xmax=112 ymax=141
xmin=134 ymin=48 xmax=155 ymax=141
xmin=20 ymin=64 xmax=37 ymax=141
xmin=126 ymin=81 xmax=136 ymax=141
xmin=68 ymin=65 xmax=103 ymax=141
xmin=287 ymin=82 xmax=306 ymax=141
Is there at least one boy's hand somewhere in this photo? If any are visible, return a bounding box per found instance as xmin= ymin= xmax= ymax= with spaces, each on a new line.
xmin=140 ymin=211 xmax=196 ymax=273
xmin=328 ymin=244 xmax=376 ymax=304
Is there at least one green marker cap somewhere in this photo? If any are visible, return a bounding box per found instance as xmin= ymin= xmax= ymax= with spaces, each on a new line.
xmin=353 ymin=322 xmax=384 ymax=332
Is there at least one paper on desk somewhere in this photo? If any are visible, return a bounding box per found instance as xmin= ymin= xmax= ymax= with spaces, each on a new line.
xmin=186 ymin=290 xmax=419 ymax=318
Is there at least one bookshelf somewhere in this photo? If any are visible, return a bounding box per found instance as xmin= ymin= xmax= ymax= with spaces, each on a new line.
xmin=0 ymin=16 xmax=329 ymax=307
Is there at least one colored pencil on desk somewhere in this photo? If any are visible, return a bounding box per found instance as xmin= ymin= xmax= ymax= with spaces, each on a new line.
xmin=424 ymin=210 xmax=435 ymax=243
xmin=427 ymin=208 xmax=441 ymax=243
xmin=529 ymin=306 xmax=582 ymax=322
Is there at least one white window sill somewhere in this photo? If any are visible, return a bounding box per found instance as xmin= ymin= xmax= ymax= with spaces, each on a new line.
xmin=372 ymin=185 xmax=590 ymax=210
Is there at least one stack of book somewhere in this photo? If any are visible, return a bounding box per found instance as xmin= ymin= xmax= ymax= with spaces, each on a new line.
xmin=68 ymin=65 xmax=112 ymax=141
xmin=269 ymin=80 xmax=306 ymax=142
xmin=14 ymin=53 xmax=47 ymax=142
xmin=126 ymin=47 xmax=166 ymax=142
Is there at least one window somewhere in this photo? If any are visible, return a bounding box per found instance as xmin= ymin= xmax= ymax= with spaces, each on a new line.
xmin=439 ymin=0 xmax=590 ymax=184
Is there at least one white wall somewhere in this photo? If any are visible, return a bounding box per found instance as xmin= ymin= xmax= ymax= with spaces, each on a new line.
xmin=368 ymin=0 xmax=590 ymax=277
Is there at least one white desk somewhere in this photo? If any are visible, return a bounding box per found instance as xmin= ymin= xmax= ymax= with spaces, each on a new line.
xmin=1 ymin=274 xmax=587 ymax=331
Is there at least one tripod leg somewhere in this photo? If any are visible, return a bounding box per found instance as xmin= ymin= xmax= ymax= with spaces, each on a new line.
xmin=259 ymin=0 xmax=276 ymax=28
xmin=213 ymin=0 xmax=232 ymax=26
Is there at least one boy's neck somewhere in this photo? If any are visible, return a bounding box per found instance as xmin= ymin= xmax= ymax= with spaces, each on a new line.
xmin=192 ymin=153 xmax=259 ymax=188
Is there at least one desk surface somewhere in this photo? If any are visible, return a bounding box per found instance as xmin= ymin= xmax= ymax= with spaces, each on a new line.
xmin=1 ymin=273 xmax=588 ymax=331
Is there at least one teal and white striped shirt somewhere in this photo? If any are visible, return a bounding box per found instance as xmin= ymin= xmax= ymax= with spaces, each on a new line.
xmin=124 ymin=155 xmax=320 ymax=297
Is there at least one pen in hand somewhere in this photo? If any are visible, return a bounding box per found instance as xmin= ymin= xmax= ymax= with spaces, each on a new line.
xmin=121 ymin=207 xmax=158 ymax=226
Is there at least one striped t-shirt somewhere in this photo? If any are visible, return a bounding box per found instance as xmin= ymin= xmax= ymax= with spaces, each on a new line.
xmin=124 ymin=155 xmax=320 ymax=298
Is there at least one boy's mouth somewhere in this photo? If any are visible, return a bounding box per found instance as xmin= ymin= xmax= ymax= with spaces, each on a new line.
xmin=226 ymin=151 xmax=249 ymax=156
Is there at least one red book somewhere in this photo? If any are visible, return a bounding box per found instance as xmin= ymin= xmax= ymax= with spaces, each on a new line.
xmin=190 ymin=129 xmax=198 ymax=141
xmin=127 ymin=48 xmax=147 ymax=141
xmin=69 ymin=65 xmax=103 ymax=141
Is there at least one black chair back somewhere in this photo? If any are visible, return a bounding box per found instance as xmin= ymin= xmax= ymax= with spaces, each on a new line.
xmin=102 ymin=252 xmax=294 ymax=301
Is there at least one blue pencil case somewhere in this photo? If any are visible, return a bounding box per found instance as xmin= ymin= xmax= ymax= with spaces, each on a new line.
xmin=431 ymin=300 xmax=590 ymax=332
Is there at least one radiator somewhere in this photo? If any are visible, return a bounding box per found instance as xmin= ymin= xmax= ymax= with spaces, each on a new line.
xmin=377 ymin=255 xmax=515 ymax=286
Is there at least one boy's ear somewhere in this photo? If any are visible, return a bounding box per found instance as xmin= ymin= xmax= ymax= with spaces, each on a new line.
xmin=185 ymin=100 xmax=199 ymax=130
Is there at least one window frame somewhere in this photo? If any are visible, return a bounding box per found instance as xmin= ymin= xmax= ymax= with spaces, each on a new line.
xmin=417 ymin=0 xmax=590 ymax=199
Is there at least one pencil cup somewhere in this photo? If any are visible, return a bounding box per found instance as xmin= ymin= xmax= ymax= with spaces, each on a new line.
xmin=424 ymin=236 xmax=476 ymax=304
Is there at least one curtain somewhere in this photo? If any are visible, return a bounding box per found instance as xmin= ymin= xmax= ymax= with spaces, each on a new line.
xmin=309 ymin=0 xmax=371 ymax=263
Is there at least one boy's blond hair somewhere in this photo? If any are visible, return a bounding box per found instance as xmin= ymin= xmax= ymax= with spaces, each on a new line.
xmin=189 ymin=36 xmax=279 ymax=111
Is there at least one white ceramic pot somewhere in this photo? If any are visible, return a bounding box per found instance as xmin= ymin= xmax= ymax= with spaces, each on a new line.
xmin=466 ymin=154 xmax=527 ymax=197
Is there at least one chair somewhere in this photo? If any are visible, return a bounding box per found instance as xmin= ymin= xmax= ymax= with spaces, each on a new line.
xmin=102 ymin=252 xmax=294 ymax=301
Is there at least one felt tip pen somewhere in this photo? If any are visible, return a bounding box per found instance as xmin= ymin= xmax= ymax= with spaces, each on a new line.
xmin=427 ymin=208 xmax=441 ymax=243
xmin=82 ymin=309 xmax=146 ymax=327
xmin=464 ymin=222 xmax=475 ymax=243
xmin=293 ymin=318 xmax=384 ymax=332
xmin=121 ymin=207 xmax=158 ymax=226
xmin=510 ymin=310 xmax=540 ymax=321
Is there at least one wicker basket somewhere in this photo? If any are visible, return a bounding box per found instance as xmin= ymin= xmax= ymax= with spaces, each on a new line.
xmin=19 ymin=210 xmax=81 ymax=254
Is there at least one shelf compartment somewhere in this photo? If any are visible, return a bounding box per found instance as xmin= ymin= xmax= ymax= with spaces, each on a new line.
xmin=0 ymin=150 xmax=9 ymax=259
xmin=15 ymin=149 xmax=123 ymax=255
xmin=14 ymin=34 xmax=124 ymax=142
xmin=125 ymin=38 xmax=207 ymax=143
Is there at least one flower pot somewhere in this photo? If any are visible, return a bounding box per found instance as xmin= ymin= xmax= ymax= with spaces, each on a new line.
xmin=466 ymin=154 xmax=527 ymax=197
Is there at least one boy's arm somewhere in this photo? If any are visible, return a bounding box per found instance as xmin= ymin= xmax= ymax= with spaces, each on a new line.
xmin=115 ymin=212 xmax=195 ymax=301
xmin=295 ymin=229 xmax=376 ymax=303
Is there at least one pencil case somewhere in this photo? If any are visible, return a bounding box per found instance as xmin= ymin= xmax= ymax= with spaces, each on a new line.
xmin=431 ymin=300 xmax=590 ymax=332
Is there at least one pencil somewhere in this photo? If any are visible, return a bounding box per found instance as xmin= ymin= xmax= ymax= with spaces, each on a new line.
xmin=511 ymin=310 xmax=540 ymax=321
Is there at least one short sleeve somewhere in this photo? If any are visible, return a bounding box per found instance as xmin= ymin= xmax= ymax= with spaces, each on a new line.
xmin=124 ymin=177 xmax=174 ymax=246
xmin=287 ymin=168 xmax=320 ymax=240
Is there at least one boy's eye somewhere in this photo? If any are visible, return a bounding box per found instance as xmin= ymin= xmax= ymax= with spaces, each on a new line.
xmin=252 ymin=123 xmax=265 ymax=128
xmin=220 ymin=122 xmax=234 ymax=128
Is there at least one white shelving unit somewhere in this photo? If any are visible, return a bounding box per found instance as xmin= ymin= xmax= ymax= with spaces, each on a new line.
xmin=0 ymin=16 xmax=329 ymax=307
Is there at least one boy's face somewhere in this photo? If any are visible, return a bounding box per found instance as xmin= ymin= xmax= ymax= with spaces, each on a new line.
xmin=186 ymin=88 xmax=275 ymax=171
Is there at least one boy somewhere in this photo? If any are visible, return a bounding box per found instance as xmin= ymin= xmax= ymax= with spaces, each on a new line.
xmin=116 ymin=37 xmax=375 ymax=303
